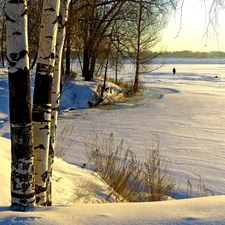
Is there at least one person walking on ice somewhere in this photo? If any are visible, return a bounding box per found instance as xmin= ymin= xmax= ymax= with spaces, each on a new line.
xmin=172 ymin=68 xmax=176 ymax=75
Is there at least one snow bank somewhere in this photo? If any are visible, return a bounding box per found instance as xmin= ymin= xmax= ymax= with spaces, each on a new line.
xmin=59 ymin=78 xmax=123 ymax=110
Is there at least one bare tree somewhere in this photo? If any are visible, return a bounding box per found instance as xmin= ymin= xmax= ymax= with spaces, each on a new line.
xmin=6 ymin=0 xmax=35 ymax=211
xmin=66 ymin=0 xmax=178 ymax=85
xmin=123 ymin=0 xmax=176 ymax=93
xmin=70 ymin=0 xmax=127 ymax=81
xmin=201 ymin=0 xmax=225 ymax=48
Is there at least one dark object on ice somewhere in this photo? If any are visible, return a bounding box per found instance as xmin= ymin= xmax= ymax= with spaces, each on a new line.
xmin=159 ymin=94 xmax=164 ymax=99
xmin=81 ymin=163 xmax=86 ymax=169
xmin=215 ymin=75 xmax=218 ymax=78
xmin=172 ymin=68 xmax=176 ymax=75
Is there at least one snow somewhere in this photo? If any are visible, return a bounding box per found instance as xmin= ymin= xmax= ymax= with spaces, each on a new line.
xmin=1 ymin=58 xmax=225 ymax=224
xmin=59 ymin=77 xmax=123 ymax=110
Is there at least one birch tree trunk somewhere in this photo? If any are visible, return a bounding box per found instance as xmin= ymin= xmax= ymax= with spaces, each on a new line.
xmin=47 ymin=0 xmax=71 ymax=206
xmin=32 ymin=0 xmax=60 ymax=206
xmin=6 ymin=0 xmax=35 ymax=211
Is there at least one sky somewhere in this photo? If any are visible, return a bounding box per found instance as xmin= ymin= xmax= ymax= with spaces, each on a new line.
xmin=161 ymin=0 xmax=225 ymax=52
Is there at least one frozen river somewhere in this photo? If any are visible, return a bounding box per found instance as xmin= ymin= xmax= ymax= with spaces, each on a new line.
xmin=61 ymin=59 xmax=225 ymax=198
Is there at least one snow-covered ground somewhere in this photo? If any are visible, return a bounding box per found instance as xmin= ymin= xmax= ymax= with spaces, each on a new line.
xmin=1 ymin=58 xmax=225 ymax=224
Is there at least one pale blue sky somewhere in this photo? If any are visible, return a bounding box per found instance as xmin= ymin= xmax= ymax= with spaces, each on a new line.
xmin=160 ymin=0 xmax=225 ymax=52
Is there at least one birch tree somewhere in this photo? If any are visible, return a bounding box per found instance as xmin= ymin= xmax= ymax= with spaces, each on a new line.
xmin=32 ymin=0 xmax=60 ymax=206
xmin=47 ymin=0 xmax=71 ymax=206
xmin=6 ymin=0 xmax=35 ymax=211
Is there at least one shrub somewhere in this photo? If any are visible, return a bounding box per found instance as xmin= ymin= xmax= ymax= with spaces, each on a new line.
xmin=84 ymin=130 xmax=142 ymax=202
xmin=141 ymin=140 xmax=176 ymax=201
xmin=108 ymin=77 xmax=135 ymax=96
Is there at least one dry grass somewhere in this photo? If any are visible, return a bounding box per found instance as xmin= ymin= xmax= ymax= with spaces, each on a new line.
xmin=108 ymin=77 xmax=135 ymax=95
xmin=83 ymin=129 xmax=176 ymax=202
xmin=55 ymin=125 xmax=74 ymax=158
xmin=141 ymin=140 xmax=176 ymax=201
xmin=186 ymin=174 xmax=214 ymax=198
xmin=68 ymin=180 xmax=106 ymax=204
xmin=83 ymin=131 xmax=142 ymax=202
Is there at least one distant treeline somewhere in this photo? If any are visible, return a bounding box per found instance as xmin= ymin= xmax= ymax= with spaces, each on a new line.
xmin=157 ymin=51 xmax=225 ymax=58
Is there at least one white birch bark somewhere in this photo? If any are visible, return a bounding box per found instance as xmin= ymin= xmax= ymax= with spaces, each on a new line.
xmin=6 ymin=0 xmax=35 ymax=211
xmin=47 ymin=0 xmax=71 ymax=206
xmin=32 ymin=0 xmax=60 ymax=206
